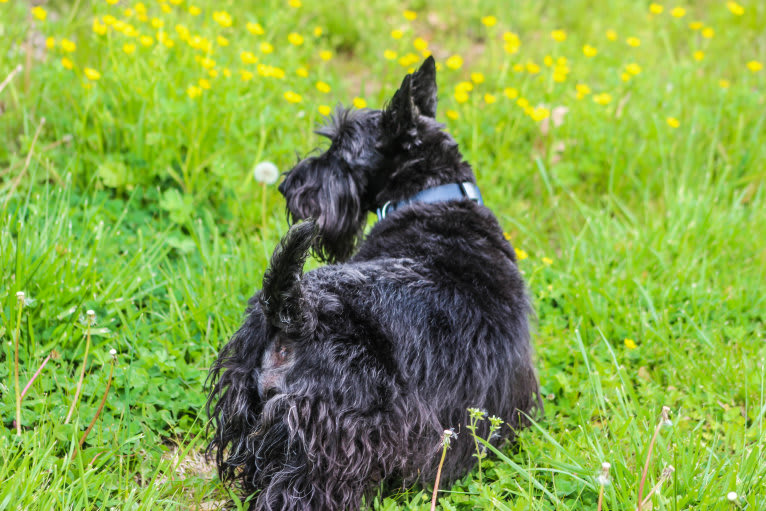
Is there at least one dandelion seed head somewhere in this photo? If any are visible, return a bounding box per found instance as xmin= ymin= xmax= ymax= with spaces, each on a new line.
xmin=254 ymin=161 xmax=279 ymax=184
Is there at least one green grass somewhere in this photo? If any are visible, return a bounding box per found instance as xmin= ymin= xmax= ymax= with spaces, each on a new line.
xmin=1 ymin=0 xmax=765 ymax=509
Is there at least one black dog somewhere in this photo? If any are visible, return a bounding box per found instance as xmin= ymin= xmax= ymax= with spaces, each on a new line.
xmin=207 ymin=57 xmax=540 ymax=510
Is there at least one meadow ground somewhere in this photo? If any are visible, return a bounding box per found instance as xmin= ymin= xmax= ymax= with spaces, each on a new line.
xmin=1 ymin=0 xmax=765 ymax=509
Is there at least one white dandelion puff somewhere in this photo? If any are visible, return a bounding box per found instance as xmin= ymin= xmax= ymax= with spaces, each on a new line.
xmin=254 ymin=161 xmax=279 ymax=185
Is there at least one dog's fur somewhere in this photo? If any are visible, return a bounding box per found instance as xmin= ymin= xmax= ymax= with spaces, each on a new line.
xmin=207 ymin=57 xmax=540 ymax=510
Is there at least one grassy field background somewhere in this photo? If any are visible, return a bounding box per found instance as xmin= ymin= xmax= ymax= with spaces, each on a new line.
xmin=1 ymin=0 xmax=765 ymax=509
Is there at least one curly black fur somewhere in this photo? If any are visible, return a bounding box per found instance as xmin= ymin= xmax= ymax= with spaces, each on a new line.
xmin=207 ymin=56 xmax=541 ymax=510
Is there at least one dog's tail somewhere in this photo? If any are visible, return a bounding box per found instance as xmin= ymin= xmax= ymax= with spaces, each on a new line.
xmin=260 ymin=219 xmax=318 ymax=329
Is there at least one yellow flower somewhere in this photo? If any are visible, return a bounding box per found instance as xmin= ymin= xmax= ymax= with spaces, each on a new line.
xmin=240 ymin=51 xmax=258 ymax=64
xmin=455 ymin=81 xmax=473 ymax=93
xmin=530 ymin=107 xmax=550 ymax=122
xmin=575 ymin=83 xmax=591 ymax=99
xmin=512 ymin=63 xmax=524 ymax=72
xmin=446 ymin=55 xmax=463 ymax=70
xmin=649 ymin=3 xmax=663 ymax=14
xmin=553 ymin=70 xmax=568 ymax=83
xmin=200 ymin=57 xmax=216 ymax=69
xmin=727 ymin=1 xmax=744 ymax=15
xmin=403 ymin=9 xmax=417 ymax=20
xmin=223 ymin=68 xmax=232 ymax=78
xmin=593 ymin=92 xmax=612 ymax=105
xmin=161 ymin=3 xmax=172 ymax=13
xmin=123 ymin=8 xmax=133 ymax=17
xmin=213 ymin=10 xmax=232 ymax=27
xmin=123 ymin=25 xmax=138 ymax=38
xmin=288 ymin=32 xmax=304 ymax=46
xmin=621 ymin=72 xmax=631 ymax=82
xmin=384 ymin=49 xmax=397 ymax=60
xmin=413 ymin=37 xmax=428 ymax=51
xmin=516 ymin=97 xmax=529 ymax=108
xmin=240 ymin=69 xmax=254 ymax=81
xmin=319 ymin=50 xmax=332 ymax=61
xmin=666 ymin=117 xmax=680 ymax=128
xmin=701 ymin=27 xmax=714 ymax=38
xmin=583 ymin=44 xmax=598 ymax=57
xmin=61 ymin=39 xmax=77 ymax=52
xmin=151 ymin=17 xmax=164 ymax=29
xmin=61 ymin=57 xmax=74 ymax=70
xmin=316 ymin=81 xmax=331 ymax=93
xmin=470 ymin=72 xmax=485 ymax=84
xmin=515 ymin=248 xmax=528 ymax=260
xmin=551 ymin=29 xmax=567 ymax=42
xmin=746 ymin=60 xmax=763 ymax=72
xmin=606 ymin=29 xmax=618 ymax=41
xmin=503 ymin=31 xmax=521 ymax=54
xmin=353 ymin=97 xmax=367 ymax=108
xmin=693 ymin=50 xmax=704 ymax=61
xmin=31 ymin=6 xmax=47 ymax=21
xmin=187 ymin=85 xmax=202 ymax=98
xmin=93 ymin=19 xmax=108 ymax=35
xmin=526 ymin=62 xmax=541 ymax=74
xmin=284 ymin=91 xmax=302 ymax=103
xmin=247 ymin=22 xmax=265 ymax=35
xmin=217 ymin=35 xmax=229 ymax=47
xmin=670 ymin=6 xmax=685 ymax=17
xmin=544 ymin=55 xmax=553 ymax=67
xmin=45 ymin=37 xmax=55 ymax=49
xmin=503 ymin=87 xmax=519 ymax=99
xmin=391 ymin=29 xmax=404 ymax=40
xmin=123 ymin=43 xmax=136 ymax=54
xmin=446 ymin=109 xmax=459 ymax=120
xmin=542 ymin=257 xmax=553 ymax=265
xmin=454 ymin=91 xmax=469 ymax=103
xmin=269 ymin=66 xmax=285 ymax=79
xmin=481 ymin=15 xmax=497 ymax=27
xmin=484 ymin=93 xmax=496 ymax=104
xmin=626 ymin=63 xmax=642 ymax=75
xmin=106 ymin=0 xmax=118 ymax=4
xmin=169 ymin=0 xmax=182 ymax=4
xmin=688 ymin=21 xmax=703 ymax=30
xmin=288 ymin=0 xmax=301 ymax=7
xmin=84 ymin=67 xmax=101 ymax=81
xmin=318 ymin=105 xmax=332 ymax=116
xmin=140 ymin=35 xmax=154 ymax=47
xmin=296 ymin=66 xmax=309 ymax=77
xmin=103 ymin=15 xmax=116 ymax=26
xmin=313 ymin=26 xmax=323 ymax=37
xmin=208 ymin=69 xmax=219 ymax=78
xmin=175 ymin=24 xmax=190 ymax=40
xmin=626 ymin=36 xmax=641 ymax=47
xmin=199 ymin=78 xmax=211 ymax=90
xmin=718 ymin=79 xmax=730 ymax=89
xmin=135 ymin=2 xmax=147 ymax=15
xmin=260 ymin=42 xmax=274 ymax=54
xmin=188 ymin=6 xmax=201 ymax=16
xmin=624 ymin=338 xmax=638 ymax=350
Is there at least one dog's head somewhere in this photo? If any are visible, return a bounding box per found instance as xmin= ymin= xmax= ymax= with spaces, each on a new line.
xmin=278 ymin=56 xmax=442 ymax=263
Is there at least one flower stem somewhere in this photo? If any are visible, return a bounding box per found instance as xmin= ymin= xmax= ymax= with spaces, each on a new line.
xmin=431 ymin=430 xmax=452 ymax=511
xmin=21 ymin=353 xmax=52 ymax=399
xmin=637 ymin=406 xmax=670 ymax=511
xmin=65 ymin=312 xmax=94 ymax=424
xmin=13 ymin=293 xmax=24 ymax=435
xmin=73 ymin=356 xmax=115 ymax=460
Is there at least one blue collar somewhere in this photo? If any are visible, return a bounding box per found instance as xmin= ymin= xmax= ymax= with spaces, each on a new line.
xmin=375 ymin=182 xmax=484 ymax=221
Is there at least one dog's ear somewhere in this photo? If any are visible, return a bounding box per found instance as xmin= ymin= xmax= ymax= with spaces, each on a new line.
xmin=260 ymin=220 xmax=317 ymax=329
xmin=411 ymin=56 xmax=437 ymax=118
xmin=310 ymin=158 xmax=366 ymax=263
xmin=382 ymin=73 xmax=417 ymax=138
